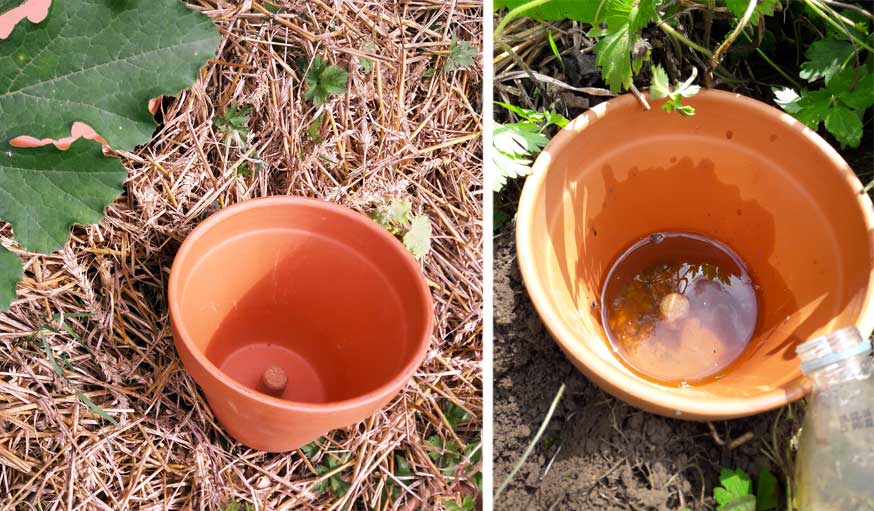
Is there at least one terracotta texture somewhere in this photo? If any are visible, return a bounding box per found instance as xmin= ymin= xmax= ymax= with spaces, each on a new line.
xmin=169 ymin=197 xmax=433 ymax=452
xmin=516 ymin=89 xmax=874 ymax=420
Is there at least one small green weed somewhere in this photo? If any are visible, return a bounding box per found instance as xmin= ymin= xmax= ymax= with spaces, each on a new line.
xmin=223 ymin=501 xmax=254 ymax=511
xmin=649 ymin=65 xmax=701 ymax=116
xmin=381 ymin=452 xmax=414 ymax=503
xmin=311 ymin=452 xmax=351 ymax=497
xmin=714 ymin=467 xmax=778 ymax=511
xmin=445 ymin=37 xmax=477 ymax=72
xmin=214 ymin=102 xmax=251 ymax=149
xmin=302 ymin=56 xmax=349 ymax=107
xmin=371 ymin=199 xmax=432 ymax=260
xmin=493 ymin=103 xmax=568 ymax=192
xmin=445 ymin=495 xmax=476 ymax=511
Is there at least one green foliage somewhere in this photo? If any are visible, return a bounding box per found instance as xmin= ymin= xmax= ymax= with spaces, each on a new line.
xmin=799 ymin=36 xmax=854 ymax=84
xmin=725 ymin=0 xmax=781 ymax=27
xmin=303 ymin=56 xmax=349 ymax=106
xmin=313 ymin=453 xmax=351 ymax=497
xmin=649 ymin=65 xmax=701 ymax=116
xmin=445 ymin=495 xmax=476 ymax=511
xmin=493 ymin=0 xmax=599 ymax=22
xmin=756 ymin=468 xmax=778 ymax=511
xmin=493 ymin=103 xmax=568 ymax=192
xmin=0 ymin=0 xmax=220 ymax=310
xmin=381 ymin=453 xmax=413 ymax=502
xmin=223 ymin=501 xmax=254 ymax=511
xmin=215 ymin=102 xmax=251 ymax=149
xmin=359 ymin=41 xmax=376 ymax=74
xmin=775 ymin=65 xmax=873 ymax=148
xmin=445 ymin=37 xmax=477 ymax=72
xmin=301 ymin=437 xmax=324 ymax=458
xmin=443 ymin=400 xmax=471 ymax=429
xmin=714 ymin=467 xmax=778 ymax=511
xmin=371 ymin=199 xmax=432 ymax=260
xmin=593 ymin=0 xmax=658 ymax=92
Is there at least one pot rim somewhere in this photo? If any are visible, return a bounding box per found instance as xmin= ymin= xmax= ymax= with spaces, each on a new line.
xmin=168 ymin=196 xmax=434 ymax=413
xmin=516 ymin=88 xmax=874 ymax=419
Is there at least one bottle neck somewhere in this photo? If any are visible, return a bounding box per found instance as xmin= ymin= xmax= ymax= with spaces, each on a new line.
xmin=808 ymin=353 xmax=872 ymax=389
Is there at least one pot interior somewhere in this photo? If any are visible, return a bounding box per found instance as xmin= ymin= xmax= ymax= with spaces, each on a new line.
xmin=529 ymin=91 xmax=873 ymax=402
xmin=174 ymin=200 xmax=429 ymax=403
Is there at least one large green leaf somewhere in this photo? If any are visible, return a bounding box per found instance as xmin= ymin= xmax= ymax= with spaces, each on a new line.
xmin=0 ymin=0 xmax=220 ymax=307
xmin=1 ymin=0 xmax=219 ymax=152
xmin=494 ymin=0 xmax=599 ymax=22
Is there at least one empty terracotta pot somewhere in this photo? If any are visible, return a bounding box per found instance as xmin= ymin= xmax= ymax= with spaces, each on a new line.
xmin=516 ymin=89 xmax=874 ymax=420
xmin=169 ymin=197 xmax=433 ymax=451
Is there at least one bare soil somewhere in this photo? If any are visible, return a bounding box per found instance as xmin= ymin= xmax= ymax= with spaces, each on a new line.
xmin=493 ymin=141 xmax=871 ymax=511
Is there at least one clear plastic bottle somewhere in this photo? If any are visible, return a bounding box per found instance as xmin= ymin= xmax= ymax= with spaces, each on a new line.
xmin=794 ymin=326 xmax=874 ymax=511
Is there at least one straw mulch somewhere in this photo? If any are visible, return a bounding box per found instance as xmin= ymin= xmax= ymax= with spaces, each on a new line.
xmin=0 ymin=1 xmax=482 ymax=509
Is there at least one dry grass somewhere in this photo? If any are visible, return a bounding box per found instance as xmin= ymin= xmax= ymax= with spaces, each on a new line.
xmin=0 ymin=1 xmax=482 ymax=509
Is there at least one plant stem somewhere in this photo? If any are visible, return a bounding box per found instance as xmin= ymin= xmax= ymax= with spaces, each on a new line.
xmin=821 ymin=0 xmax=874 ymax=21
xmin=708 ymin=0 xmax=758 ymax=86
xmin=803 ymin=0 xmax=874 ymax=53
xmin=656 ymin=15 xmax=713 ymax=56
xmin=495 ymin=0 xmax=556 ymax=40
xmin=864 ymin=179 xmax=874 ymax=194
xmin=494 ymin=382 xmax=566 ymax=500
xmin=740 ymin=30 xmax=803 ymax=90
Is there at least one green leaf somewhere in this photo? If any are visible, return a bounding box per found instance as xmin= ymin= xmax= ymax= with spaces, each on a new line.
xmin=303 ymin=57 xmax=349 ymax=106
xmin=837 ymin=71 xmax=874 ymax=111
xmin=593 ymin=0 xmax=657 ymax=92
xmin=716 ymin=468 xmax=754 ymax=510
xmin=825 ymin=105 xmax=863 ymax=147
xmin=650 ymin=65 xmax=671 ymax=99
xmin=215 ymin=102 xmax=251 ymax=148
xmin=773 ymin=87 xmax=802 ymax=114
xmin=371 ymin=199 xmax=411 ymax=232
xmin=0 ymin=0 xmax=219 ymax=309
xmin=800 ymin=37 xmax=854 ymax=84
xmin=493 ymin=0 xmax=599 ymax=22
xmin=756 ymin=468 xmax=778 ymax=511
xmin=494 ymin=122 xmax=548 ymax=156
xmin=443 ymin=400 xmax=471 ymax=429
xmin=595 ymin=23 xmax=634 ymax=93
xmin=403 ymin=215 xmax=431 ymax=260
xmin=725 ymin=0 xmax=781 ymax=26
xmin=0 ymin=246 xmax=21 ymax=310
xmin=301 ymin=437 xmax=323 ymax=458
xmin=1 ymin=0 xmax=219 ymax=152
xmin=445 ymin=495 xmax=476 ymax=511
xmin=794 ymin=89 xmax=833 ymax=130
xmin=223 ymin=501 xmax=254 ymax=511
xmin=445 ymin=37 xmax=477 ymax=72
xmin=722 ymin=495 xmax=756 ymax=511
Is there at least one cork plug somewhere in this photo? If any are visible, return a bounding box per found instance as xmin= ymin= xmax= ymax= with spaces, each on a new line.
xmin=259 ymin=366 xmax=288 ymax=397
xmin=660 ymin=292 xmax=690 ymax=321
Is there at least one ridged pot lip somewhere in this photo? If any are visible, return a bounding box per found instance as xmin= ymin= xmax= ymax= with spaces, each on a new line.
xmin=515 ymin=88 xmax=874 ymax=420
xmin=168 ymin=195 xmax=434 ymax=413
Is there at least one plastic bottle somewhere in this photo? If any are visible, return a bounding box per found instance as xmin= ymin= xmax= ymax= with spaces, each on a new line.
xmin=794 ymin=326 xmax=874 ymax=511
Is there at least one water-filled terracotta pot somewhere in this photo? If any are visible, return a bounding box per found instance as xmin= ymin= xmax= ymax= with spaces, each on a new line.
xmin=516 ymin=89 xmax=874 ymax=420
xmin=169 ymin=197 xmax=433 ymax=451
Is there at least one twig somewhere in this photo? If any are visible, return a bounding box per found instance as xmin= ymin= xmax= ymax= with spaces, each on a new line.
xmin=707 ymin=0 xmax=758 ymax=87
xmin=629 ymin=83 xmax=651 ymax=111
xmin=498 ymin=70 xmax=614 ymax=96
xmin=495 ymin=383 xmax=566 ymax=500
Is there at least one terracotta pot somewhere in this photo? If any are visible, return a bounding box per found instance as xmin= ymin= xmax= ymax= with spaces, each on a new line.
xmin=516 ymin=89 xmax=874 ymax=420
xmin=169 ymin=197 xmax=433 ymax=451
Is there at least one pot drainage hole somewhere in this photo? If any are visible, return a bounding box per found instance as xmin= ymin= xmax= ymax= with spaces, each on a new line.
xmin=600 ymin=232 xmax=758 ymax=385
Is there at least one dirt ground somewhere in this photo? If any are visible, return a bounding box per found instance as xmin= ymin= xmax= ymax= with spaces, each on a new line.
xmin=493 ymin=138 xmax=872 ymax=511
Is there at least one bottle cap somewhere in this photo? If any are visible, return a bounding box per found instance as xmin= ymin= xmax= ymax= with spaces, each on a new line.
xmin=796 ymin=326 xmax=871 ymax=374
